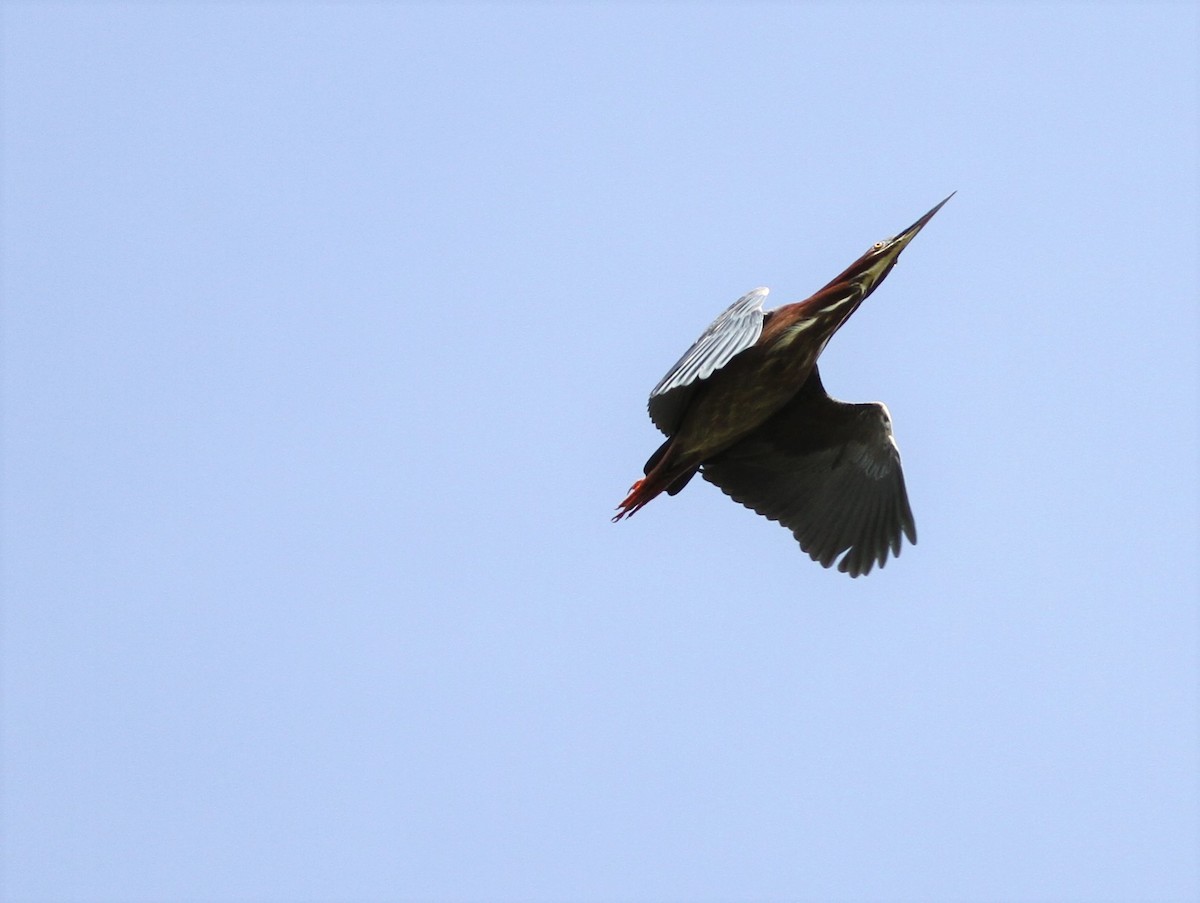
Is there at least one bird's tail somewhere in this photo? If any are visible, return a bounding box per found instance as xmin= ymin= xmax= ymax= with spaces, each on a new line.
xmin=612 ymin=439 xmax=697 ymax=522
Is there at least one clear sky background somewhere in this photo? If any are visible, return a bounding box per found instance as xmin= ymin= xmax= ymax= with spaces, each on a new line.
xmin=3 ymin=3 xmax=1197 ymax=902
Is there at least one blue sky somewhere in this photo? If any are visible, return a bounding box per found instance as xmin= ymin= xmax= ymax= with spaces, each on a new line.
xmin=3 ymin=3 xmax=1197 ymax=901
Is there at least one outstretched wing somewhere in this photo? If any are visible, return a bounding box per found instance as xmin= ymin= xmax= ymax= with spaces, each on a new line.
xmin=701 ymin=365 xmax=916 ymax=577
xmin=647 ymin=287 xmax=770 ymax=435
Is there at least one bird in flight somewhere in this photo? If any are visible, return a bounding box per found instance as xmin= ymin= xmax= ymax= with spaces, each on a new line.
xmin=613 ymin=194 xmax=952 ymax=576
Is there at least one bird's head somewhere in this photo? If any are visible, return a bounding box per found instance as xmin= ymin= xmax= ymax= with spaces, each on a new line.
xmin=824 ymin=192 xmax=955 ymax=299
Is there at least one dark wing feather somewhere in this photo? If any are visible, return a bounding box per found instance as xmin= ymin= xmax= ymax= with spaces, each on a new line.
xmin=701 ymin=365 xmax=916 ymax=577
xmin=647 ymin=287 xmax=769 ymax=435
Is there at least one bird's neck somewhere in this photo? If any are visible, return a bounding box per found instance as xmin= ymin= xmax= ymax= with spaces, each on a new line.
xmin=765 ymin=284 xmax=865 ymax=354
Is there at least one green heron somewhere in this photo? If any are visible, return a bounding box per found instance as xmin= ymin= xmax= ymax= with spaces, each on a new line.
xmin=614 ymin=194 xmax=952 ymax=577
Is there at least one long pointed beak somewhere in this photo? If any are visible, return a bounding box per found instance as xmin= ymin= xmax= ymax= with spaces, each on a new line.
xmin=814 ymin=192 xmax=955 ymax=299
xmin=892 ymin=191 xmax=955 ymax=252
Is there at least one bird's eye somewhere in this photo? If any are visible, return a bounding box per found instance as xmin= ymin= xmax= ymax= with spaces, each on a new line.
xmin=873 ymin=241 xmax=885 ymax=250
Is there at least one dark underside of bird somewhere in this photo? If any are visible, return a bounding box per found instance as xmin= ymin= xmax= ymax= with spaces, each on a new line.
xmin=613 ymin=194 xmax=952 ymax=577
